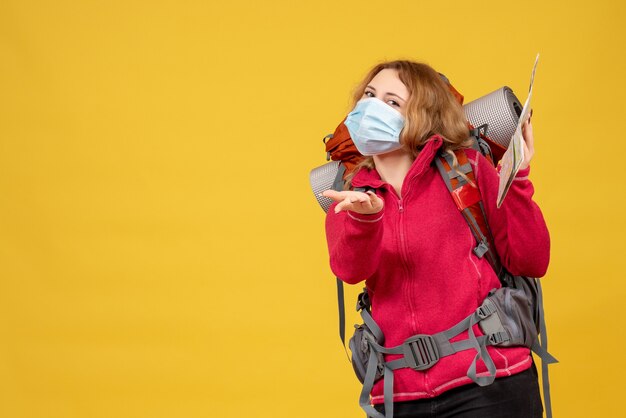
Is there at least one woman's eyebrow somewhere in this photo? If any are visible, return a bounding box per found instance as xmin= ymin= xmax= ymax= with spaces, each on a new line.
xmin=386 ymin=92 xmax=407 ymax=102
xmin=366 ymin=85 xmax=407 ymax=102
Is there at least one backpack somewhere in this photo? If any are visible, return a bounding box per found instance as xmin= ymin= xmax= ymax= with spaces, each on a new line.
xmin=311 ymin=79 xmax=558 ymax=418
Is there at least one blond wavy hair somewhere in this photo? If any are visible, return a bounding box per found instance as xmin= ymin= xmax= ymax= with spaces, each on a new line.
xmin=345 ymin=60 xmax=473 ymax=185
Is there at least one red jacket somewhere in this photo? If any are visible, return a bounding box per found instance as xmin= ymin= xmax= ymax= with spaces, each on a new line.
xmin=324 ymin=134 xmax=550 ymax=404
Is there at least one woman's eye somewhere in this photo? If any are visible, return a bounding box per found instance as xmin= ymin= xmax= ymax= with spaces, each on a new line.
xmin=388 ymin=100 xmax=399 ymax=107
xmin=364 ymin=91 xmax=374 ymax=97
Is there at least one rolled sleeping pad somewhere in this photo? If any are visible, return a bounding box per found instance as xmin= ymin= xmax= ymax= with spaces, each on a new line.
xmin=310 ymin=86 xmax=523 ymax=212
xmin=310 ymin=160 xmax=343 ymax=213
xmin=463 ymin=86 xmax=523 ymax=149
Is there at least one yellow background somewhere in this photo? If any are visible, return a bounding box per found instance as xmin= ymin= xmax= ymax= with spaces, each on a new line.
xmin=1 ymin=1 xmax=624 ymax=417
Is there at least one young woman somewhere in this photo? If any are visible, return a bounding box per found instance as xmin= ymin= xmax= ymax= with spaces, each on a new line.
xmin=322 ymin=60 xmax=549 ymax=417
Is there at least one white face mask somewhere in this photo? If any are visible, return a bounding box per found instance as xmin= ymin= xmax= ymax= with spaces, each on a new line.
xmin=344 ymin=97 xmax=405 ymax=156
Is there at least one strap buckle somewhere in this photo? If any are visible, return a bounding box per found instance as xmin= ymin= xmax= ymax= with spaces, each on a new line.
xmin=469 ymin=123 xmax=489 ymax=139
xmin=402 ymin=334 xmax=440 ymax=371
xmin=322 ymin=134 xmax=333 ymax=161
xmin=477 ymin=299 xmax=497 ymax=319
xmin=473 ymin=241 xmax=489 ymax=258
xmin=355 ymin=288 xmax=371 ymax=312
xmin=488 ymin=331 xmax=511 ymax=345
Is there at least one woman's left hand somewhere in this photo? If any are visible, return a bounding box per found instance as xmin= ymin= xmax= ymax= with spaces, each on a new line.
xmin=519 ymin=110 xmax=534 ymax=171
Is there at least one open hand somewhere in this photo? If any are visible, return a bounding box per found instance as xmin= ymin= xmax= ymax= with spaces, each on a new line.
xmin=322 ymin=189 xmax=384 ymax=215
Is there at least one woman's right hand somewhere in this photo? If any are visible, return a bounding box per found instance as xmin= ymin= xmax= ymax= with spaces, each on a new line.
xmin=322 ymin=190 xmax=384 ymax=215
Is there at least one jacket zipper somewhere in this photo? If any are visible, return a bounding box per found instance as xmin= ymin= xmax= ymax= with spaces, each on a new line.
xmin=395 ymin=194 xmax=418 ymax=335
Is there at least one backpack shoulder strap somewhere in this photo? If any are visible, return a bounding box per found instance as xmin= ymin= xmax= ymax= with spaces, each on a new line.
xmin=435 ymin=148 xmax=502 ymax=277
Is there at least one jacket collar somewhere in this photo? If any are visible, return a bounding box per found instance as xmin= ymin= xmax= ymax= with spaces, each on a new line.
xmin=351 ymin=134 xmax=444 ymax=189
